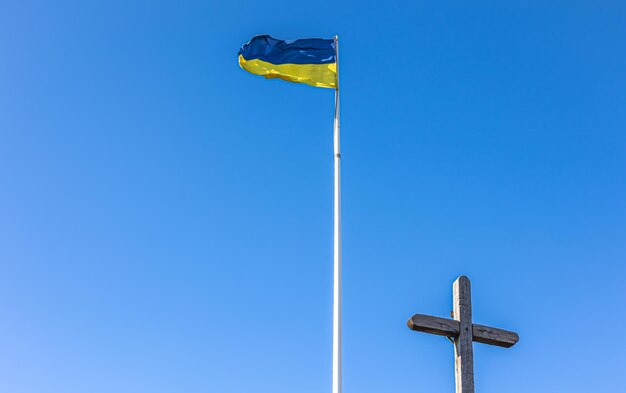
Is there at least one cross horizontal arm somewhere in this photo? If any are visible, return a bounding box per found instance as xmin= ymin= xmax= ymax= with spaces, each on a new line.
xmin=472 ymin=324 xmax=519 ymax=348
xmin=407 ymin=314 xmax=519 ymax=348
xmin=407 ymin=314 xmax=460 ymax=337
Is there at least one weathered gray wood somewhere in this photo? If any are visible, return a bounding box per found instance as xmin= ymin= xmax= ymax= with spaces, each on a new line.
xmin=407 ymin=315 xmax=519 ymax=349
xmin=406 ymin=275 xmax=519 ymax=393
xmin=453 ymin=275 xmax=474 ymax=393
xmin=407 ymin=314 xmax=460 ymax=337
xmin=472 ymin=324 xmax=519 ymax=348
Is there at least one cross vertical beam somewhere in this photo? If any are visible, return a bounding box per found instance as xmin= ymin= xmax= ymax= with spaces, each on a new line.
xmin=453 ymin=276 xmax=474 ymax=393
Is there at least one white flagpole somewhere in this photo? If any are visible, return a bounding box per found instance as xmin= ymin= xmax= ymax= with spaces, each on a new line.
xmin=332 ymin=34 xmax=342 ymax=393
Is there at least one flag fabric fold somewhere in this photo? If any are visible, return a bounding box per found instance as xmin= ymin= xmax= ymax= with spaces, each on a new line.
xmin=238 ymin=35 xmax=337 ymax=89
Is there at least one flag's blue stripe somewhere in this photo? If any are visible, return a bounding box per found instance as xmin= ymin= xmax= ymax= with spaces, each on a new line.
xmin=238 ymin=35 xmax=336 ymax=65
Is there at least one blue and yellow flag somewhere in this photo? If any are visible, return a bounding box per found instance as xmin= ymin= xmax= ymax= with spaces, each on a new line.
xmin=238 ymin=35 xmax=337 ymax=89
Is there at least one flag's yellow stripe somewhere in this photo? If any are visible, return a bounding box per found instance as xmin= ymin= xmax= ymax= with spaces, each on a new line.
xmin=238 ymin=55 xmax=337 ymax=89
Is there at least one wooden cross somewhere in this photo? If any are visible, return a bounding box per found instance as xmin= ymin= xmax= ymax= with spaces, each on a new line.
xmin=406 ymin=276 xmax=519 ymax=393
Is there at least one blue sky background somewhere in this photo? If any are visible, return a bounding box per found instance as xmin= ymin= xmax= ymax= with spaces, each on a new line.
xmin=2 ymin=1 xmax=625 ymax=392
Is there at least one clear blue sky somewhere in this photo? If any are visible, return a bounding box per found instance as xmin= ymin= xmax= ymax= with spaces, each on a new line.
xmin=1 ymin=1 xmax=625 ymax=392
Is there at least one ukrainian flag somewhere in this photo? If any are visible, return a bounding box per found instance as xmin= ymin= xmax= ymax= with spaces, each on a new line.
xmin=238 ymin=35 xmax=337 ymax=89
